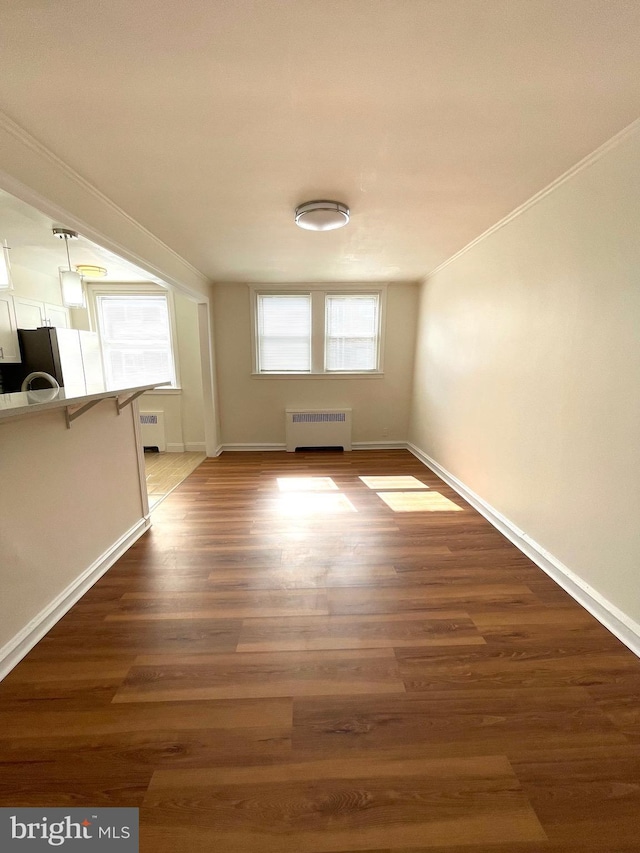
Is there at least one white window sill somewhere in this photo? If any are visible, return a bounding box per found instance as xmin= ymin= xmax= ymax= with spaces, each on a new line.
xmin=251 ymin=372 xmax=384 ymax=380
xmin=143 ymin=387 xmax=182 ymax=395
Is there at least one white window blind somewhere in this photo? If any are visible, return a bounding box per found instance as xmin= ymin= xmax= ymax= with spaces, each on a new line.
xmin=96 ymin=294 xmax=176 ymax=387
xmin=257 ymin=294 xmax=311 ymax=372
xmin=325 ymin=294 xmax=380 ymax=371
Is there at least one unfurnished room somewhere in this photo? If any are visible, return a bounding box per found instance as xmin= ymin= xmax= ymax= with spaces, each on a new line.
xmin=0 ymin=2 xmax=639 ymax=852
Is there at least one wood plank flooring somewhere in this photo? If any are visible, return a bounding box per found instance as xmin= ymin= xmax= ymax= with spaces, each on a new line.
xmin=1 ymin=449 xmax=639 ymax=852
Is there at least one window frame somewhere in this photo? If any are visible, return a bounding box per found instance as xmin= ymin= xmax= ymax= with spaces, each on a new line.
xmin=86 ymin=282 xmax=181 ymax=390
xmin=250 ymin=283 xmax=386 ymax=377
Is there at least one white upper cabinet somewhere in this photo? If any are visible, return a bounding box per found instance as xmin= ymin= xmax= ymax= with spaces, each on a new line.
xmin=13 ymin=296 xmax=70 ymax=330
xmin=0 ymin=295 xmax=70 ymax=363
xmin=0 ymin=294 xmax=20 ymax=362
xmin=13 ymin=296 xmax=46 ymax=329
xmin=44 ymin=303 xmax=70 ymax=328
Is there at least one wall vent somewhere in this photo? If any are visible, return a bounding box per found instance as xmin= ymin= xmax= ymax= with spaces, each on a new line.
xmin=292 ymin=412 xmax=346 ymax=424
xmin=140 ymin=411 xmax=166 ymax=451
xmin=285 ymin=408 xmax=352 ymax=452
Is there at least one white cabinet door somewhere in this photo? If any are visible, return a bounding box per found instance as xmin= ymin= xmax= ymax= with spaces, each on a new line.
xmin=14 ymin=297 xmax=70 ymax=329
xmin=13 ymin=296 xmax=46 ymax=329
xmin=0 ymin=293 xmax=21 ymax=362
xmin=44 ymin=303 xmax=70 ymax=328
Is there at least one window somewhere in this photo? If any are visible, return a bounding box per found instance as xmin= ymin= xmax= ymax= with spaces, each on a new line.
xmin=94 ymin=292 xmax=177 ymax=388
xmin=257 ymin=294 xmax=311 ymax=372
xmin=253 ymin=287 xmax=384 ymax=375
xmin=325 ymin=294 xmax=379 ymax=371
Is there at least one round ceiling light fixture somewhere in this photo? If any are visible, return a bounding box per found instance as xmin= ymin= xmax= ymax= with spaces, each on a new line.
xmin=295 ymin=200 xmax=349 ymax=231
xmin=75 ymin=264 xmax=108 ymax=278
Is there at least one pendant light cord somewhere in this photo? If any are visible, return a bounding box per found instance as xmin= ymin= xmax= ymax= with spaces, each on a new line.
xmin=64 ymin=236 xmax=72 ymax=271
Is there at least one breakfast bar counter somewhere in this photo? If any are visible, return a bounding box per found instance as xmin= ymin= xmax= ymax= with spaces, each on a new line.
xmin=0 ymin=381 xmax=167 ymax=424
xmin=0 ymin=379 xmax=169 ymax=678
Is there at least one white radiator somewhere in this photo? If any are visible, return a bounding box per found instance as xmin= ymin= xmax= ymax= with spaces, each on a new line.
xmin=140 ymin=411 xmax=166 ymax=451
xmin=285 ymin=408 xmax=352 ymax=452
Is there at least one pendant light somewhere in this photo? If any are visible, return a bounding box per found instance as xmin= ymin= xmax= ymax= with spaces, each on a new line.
xmin=0 ymin=239 xmax=13 ymax=291
xmin=53 ymin=228 xmax=85 ymax=308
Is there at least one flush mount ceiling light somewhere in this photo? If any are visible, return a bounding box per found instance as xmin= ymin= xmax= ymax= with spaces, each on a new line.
xmin=53 ymin=227 xmax=85 ymax=308
xmin=295 ymin=200 xmax=349 ymax=231
xmin=75 ymin=264 xmax=108 ymax=278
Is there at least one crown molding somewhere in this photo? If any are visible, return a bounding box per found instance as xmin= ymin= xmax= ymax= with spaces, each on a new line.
xmin=0 ymin=108 xmax=210 ymax=297
xmin=424 ymin=116 xmax=640 ymax=281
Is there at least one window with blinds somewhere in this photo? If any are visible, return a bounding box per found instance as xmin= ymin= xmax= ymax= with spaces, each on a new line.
xmin=96 ymin=294 xmax=176 ymax=387
xmin=257 ymin=294 xmax=311 ymax=372
xmin=325 ymin=294 xmax=380 ymax=371
xmin=252 ymin=287 xmax=384 ymax=375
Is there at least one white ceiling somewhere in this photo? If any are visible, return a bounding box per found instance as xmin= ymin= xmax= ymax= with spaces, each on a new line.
xmin=0 ymin=0 xmax=639 ymax=283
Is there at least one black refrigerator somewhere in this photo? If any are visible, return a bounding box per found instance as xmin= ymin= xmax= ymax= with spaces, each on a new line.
xmin=0 ymin=327 xmax=103 ymax=392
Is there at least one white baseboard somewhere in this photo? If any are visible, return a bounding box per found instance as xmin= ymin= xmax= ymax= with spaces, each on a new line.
xmin=221 ymin=443 xmax=287 ymax=452
xmin=210 ymin=444 xmax=224 ymax=457
xmin=353 ymin=440 xmax=407 ymax=450
xmin=220 ymin=441 xmax=407 ymax=453
xmin=185 ymin=442 xmax=206 ymax=452
xmin=0 ymin=517 xmax=151 ymax=682
xmin=166 ymin=442 xmax=185 ymax=453
xmin=407 ymin=442 xmax=640 ymax=658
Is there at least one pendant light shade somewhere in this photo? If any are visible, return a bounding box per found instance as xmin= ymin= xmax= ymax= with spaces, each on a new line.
xmin=60 ymin=269 xmax=85 ymax=308
xmin=53 ymin=228 xmax=85 ymax=308
xmin=0 ymin=240 xmax=13 ymax=291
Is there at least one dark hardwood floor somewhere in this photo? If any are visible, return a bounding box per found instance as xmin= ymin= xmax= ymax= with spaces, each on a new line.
xmin=1 ymin=450 xmax=639 ymax=851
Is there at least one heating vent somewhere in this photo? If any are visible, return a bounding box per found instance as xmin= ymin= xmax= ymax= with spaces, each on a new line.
xmin=140 ymin=411 xmax=166 ymax=451
xmin=292 ymin=412 xmax=346 ymax=424
xmin=285 ymin=408 xmax=352 ymax=452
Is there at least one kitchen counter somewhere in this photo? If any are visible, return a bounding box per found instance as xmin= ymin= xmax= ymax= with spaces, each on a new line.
xmin=1 ymin=375 xmax=166 ymax=677
xmin=0 ymin=380 xmax=170 ymax=423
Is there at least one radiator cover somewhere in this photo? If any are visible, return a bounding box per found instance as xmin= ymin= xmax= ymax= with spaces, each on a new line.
xmin=140 ymin=411 xmax=166 ymax=451
xmin=285 ymin=408 xmax=352 ymax=452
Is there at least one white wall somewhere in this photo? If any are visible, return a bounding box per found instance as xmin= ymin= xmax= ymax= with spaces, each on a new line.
xmin=409 ymin=127 xmax=640 ymax=629
xmin=174 ymin=291 xmax=205 ymax=450
xmin=9 ymin=262 xmax=65 ymax=307
xmin=212 ymin=282 xmax=418 ymax=447
xmin=0 ymin=402 xmax=147 ymax=665
xmin=140 ymin=288 xmax=205 ymax=451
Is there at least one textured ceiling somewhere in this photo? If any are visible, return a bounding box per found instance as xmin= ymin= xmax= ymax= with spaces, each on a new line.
xmin=0 ymin=0 xmax=639 ymax=282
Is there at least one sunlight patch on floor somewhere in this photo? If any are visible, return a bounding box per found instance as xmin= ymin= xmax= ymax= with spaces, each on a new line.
xmin=277 ymin=477 xmax=339 ymax=492
xmin=377 ymin=491 xmax=463 ymax=512
xmin=360 ymin=475 xmax=429 ymax=490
